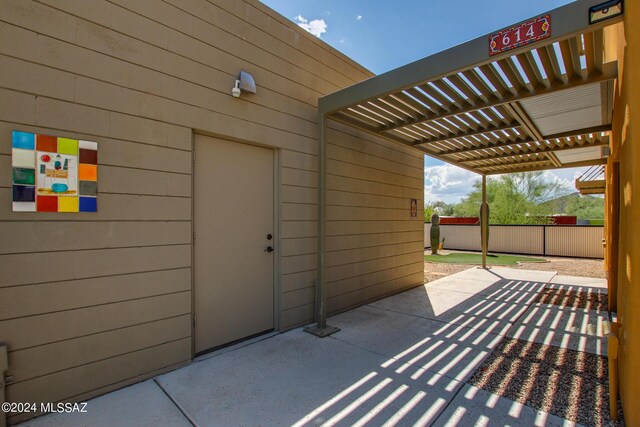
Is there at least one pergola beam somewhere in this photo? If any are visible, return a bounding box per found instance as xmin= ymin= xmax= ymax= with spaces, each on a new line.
xmin=412 ymin=121 xmax=521 ymax=147
xmin=330 ymin=113 xmax=484 ymax=175
xmin=472 ymin=155 xmax=552 ymax=169
xmin=539 ymin=124 xmax=612 ymax=139
xmin=440 ymin=137 xmax=531 ymax=156
xmin=457 ymin=136 xmax=609 ymax=163
xmin=579 ymin=187 xmax=606 ymax=195
xmin=482 ymin=158 xmax=608 ymax=175
xmin=439 ymin=125 xmax=611 ymax=156
xmin=318 ymin=0 xmax=623 ymax=115
xmin=376 ymin=65 xmax=617 ymax=133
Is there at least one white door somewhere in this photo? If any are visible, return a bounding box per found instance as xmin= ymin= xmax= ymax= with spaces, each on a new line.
xmin=194 ymin=135 xmax=275 ymax=354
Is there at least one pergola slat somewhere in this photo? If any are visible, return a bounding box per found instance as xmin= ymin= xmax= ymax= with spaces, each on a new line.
xmin=419 ymin=84 xmax=456 ymax=112
xmin=432 ymin=80 xmax=468 ymax=109
xmin=479 ymin=64 xmax=510 ymax=97
xmin=349 ymin=105 xmax=390 ymax=126
xmin=379 ymin=95 xmax=419 ymax=121
xmin=520 ymin=52 xmax=548 ymax=89
xmin=392 ymin=91 xmax=430 ymax=117
xmin=458 ymin=134 xmax=608 ymax=163
xmin=583 ymin=31 xmax=596 ymax=75
xmin=568 ymin=36 xmax=586 ymax=79
xmin=462 ymin=70 xmax=495 ymax=101
xmin=439 ymin=126 xmax=608 ymax=156
xmin=321 ymin=3 xmax=619 ymax=178
xmin=537 ymin=46 xmax=562 ymax=85
xmin=367 ymin=100 xmax=404 ymax=122
xmin=547 ymin=44 xmax=569 ymax=84
xmin=592 ymin=29 xmax=605 ymax=73
xmin=446 ymin=75 xmax=480 ymax=106
xmin=341 ymin=108 xmax=385 ymax=129
xmin=414 ymin=121 xmax=520 ymax=146
xmin=377 ymin=65 xmax=615 ymax=133
xmin=429 ymin=119 xmax=457 ymax=137
xmin=499 ymin=58 xmax=531 ymax=93
xmin=404 ymin=88 xmax=444 ymax=115
xmin=482 ymin=158 xmax=607 ymax=175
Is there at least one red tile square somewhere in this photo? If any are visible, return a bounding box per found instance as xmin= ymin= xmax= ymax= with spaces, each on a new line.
xmin=37 ymin=195 xmax=58 ymax=212
xmin=36 ymin=134 xmax=57 ymax=152
xmin=79 ymin=148 xmax=98 ymax=164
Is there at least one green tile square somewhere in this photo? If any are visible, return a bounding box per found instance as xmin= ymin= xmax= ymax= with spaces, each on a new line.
xmin=13 ymin=168 xmax=35 ymax=185
xmin=57 ymin=138 xmax=79 ymax=155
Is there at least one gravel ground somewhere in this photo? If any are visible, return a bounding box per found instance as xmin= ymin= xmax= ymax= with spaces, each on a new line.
xmin=470 ymin=338 xmax=624 ymax=427
xmin=424 ymin=249 xmax=606 ymax=283
xmin=428 ymin=250 xmax=620 ymax=425
xmin=536 ymin=288 xmax=608 ymax=311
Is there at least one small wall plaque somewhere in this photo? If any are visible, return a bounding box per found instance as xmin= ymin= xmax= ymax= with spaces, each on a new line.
xmin=11 ymin=130 xmax=98 ymax=212
xmin=410 ymin=198 xmax=417 ymax=218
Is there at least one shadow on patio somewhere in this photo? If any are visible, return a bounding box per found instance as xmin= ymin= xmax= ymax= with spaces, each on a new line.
xmin=288 ymin=267 xmax=618 ymax=426
xmin=23 ymin=267 xmax=619 ymax=427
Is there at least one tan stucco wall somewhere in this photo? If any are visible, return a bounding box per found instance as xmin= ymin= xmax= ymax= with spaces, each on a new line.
xmin=608 ymin=2 xmax=640 ymax=423
xmin=0 ymin=0 xmax=424 ymax=423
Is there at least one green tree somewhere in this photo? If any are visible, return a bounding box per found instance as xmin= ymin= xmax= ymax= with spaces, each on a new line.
xmin=564 ymin=195 xmax=604 ymax=219
xmin=424 ymin=200 xmax=454 ymax=221
xmin=433 ymin=200 xmax=455 ymax=216
xmin=452 ymin=172 xmax=568 ymax=224
xmin=424 ymin=202 xmax=435 ymax=222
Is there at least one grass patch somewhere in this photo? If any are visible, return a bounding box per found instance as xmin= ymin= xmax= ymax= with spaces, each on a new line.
xmin=425 ymin=252 xmax=546 ymax=265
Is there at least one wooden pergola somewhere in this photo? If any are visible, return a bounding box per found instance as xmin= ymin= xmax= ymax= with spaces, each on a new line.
xmin=306 ymin=0 xmax=623 ymax=337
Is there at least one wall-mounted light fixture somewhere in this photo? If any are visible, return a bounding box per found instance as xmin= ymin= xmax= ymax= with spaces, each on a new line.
xmin=589 ymin=0 xmax=623 ymax=25
xmin=231 ymin=71 xmax=256 ymax=98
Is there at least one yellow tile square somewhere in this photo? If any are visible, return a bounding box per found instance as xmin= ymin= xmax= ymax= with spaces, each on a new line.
xmin=58 ymin=197 xmax=79 ymax=212
xmin=57 ymin=138 xmax=78 ymax=155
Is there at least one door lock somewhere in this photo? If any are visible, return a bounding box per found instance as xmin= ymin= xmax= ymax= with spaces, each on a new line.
xmin=265 ymin=246 xmax=274 ymax=253
xmin=267 ymin=233 xmax=273 ymax=240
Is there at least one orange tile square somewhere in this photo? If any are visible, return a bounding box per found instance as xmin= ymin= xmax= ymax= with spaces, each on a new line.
xmin=78 ymin=164 xmax=97 ymax=181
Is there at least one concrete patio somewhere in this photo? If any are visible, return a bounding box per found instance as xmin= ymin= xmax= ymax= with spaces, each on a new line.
xmin=20 ymin=267 xmax=611 ymax=427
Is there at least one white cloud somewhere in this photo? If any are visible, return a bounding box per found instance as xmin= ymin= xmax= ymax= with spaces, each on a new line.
xmin=541 ymin=167 xmax=600 ymax=195
xmin=424 ymin=165 xmax=478 ymax=204
xmin=424 ymin=164 xmax=593 ymax=205
xmin=356 ymin=15 xmax=363 ymax=21
xmin=294 ymin=15 xmax=327 ymax=38
xmin=541 ymin=170 xmax=573 ymax=193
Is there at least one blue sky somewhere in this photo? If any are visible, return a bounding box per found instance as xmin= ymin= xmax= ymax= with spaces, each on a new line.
xmin=260 ymin=0 xmax=588 ymax=204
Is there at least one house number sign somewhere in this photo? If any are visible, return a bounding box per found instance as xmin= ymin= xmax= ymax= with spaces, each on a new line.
xmin=489 ymin=15 xmax=551 ymax=56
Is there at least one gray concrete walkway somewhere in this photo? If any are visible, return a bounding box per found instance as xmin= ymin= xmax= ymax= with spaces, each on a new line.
xmin=21 ymin=267 xmax=610 ymax=427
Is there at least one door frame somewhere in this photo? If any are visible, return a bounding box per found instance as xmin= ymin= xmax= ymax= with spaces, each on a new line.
xmin=190 ymin=131 xmax=281 ymax=358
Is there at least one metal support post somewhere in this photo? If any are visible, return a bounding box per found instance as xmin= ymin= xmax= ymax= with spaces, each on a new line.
xmin=305 ymin=115 xmax=339 ymax=338
xmin=481 ymin=175 xmax=488 ymax=269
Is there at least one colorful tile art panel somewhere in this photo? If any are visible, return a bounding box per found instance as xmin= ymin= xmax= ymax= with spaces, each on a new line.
xmin=11 ymin=130 xmax=98 ymax=212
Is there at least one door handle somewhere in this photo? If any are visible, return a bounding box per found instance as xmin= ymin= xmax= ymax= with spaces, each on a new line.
xmin=265 ymin=246 xmax=274 ymax=253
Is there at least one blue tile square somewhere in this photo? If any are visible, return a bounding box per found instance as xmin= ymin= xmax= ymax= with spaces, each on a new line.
xmin=13 ymin=185 xmax=35 ymax=202
xmin=12 ymin=131 xmax=35 ymax=150
xmin=79 ymin=196 xmax=97 ymax=212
